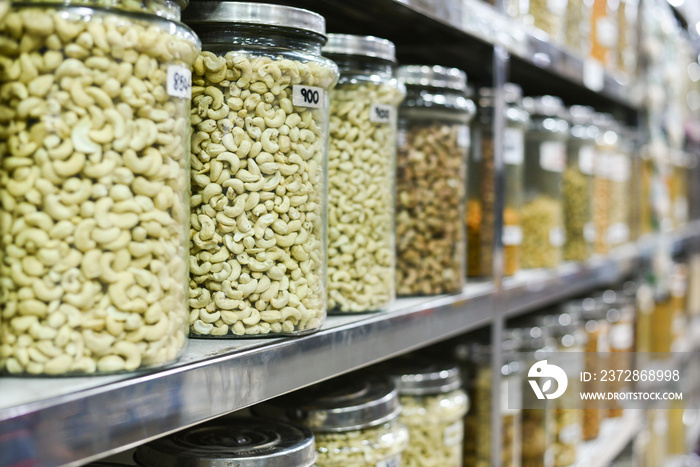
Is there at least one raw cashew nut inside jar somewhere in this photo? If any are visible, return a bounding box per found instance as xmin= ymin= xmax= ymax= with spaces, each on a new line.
xmin=0 ymin=0 xmax=200 ymax=375
xmin=322 ymin=34 xmax=405 ymax=313
xmin=182 ymin=3 xmax=339 ymax=337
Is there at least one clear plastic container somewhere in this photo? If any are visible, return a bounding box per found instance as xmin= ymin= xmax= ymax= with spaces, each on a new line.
xmin=592 ymin=113 xmax=617 ymax=254
xmin=468 ymin=84 xmax=528 ymax=278
xmin=522 ymin=96 xmax=568 ymax=269
xmin=0 ymin=0 xmax=199 ymax=375
xmin=590 ymin=0 xmax=618 ymax=69
xmin=396 ymin=66 xmax=475 ymax=295
xmin=457 ymin=338 xmax=523 ymax=467
xmin=563 ymin=106 xmax=597 ymax=262
xmin=378 ymin=356 xmax=469 ymax=467
xmin=135 ymin=417 xmax=318 ymax=467
xmin=322 ymin=34 xmax=405 ymax=313
xmin=183 ymin=3 xmax=339 ymax=337
xmin=536 ymin=311 xmax=584 ymax=467
xmin=255 ymin=375 xmax=409 ymax=467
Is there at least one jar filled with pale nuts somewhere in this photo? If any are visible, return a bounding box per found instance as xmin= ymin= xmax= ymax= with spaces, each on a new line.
xmin=535 ymin=311 xmax=585 ymax=467
xmin=468 ymin=84 xmax=528 ymax=278
xmin=607 ymin=126 xmax=631 ymax=248
xmin=183 ymin=3 xmax=339 ymax=338
xmin=322 ymin=34 xmax=405 ymax=314
xmin=526 ymin=0 xmax=568 ymax=44
xmin=522 ymin=96 xmax=569 ymax=269
xmin=254 ymin=375 xmax=409 ymax=467
xmin=0 ymin=0 xmax=200 ymax=375
xmin=563 ymin=105 xmax=597 ymax=262
xmin=592 ymin=113 xmax=619 ymax=254
xmin=0 ymin=0 xmax=8 ymax=23
xmin=377 ymin=356 xmax=469 ymax=467
xmin=456 ymin=337 xmax=523 ymax=467
xmin=396 ymin=65 xmax=475 ymax=295
xmin=135 ymin=417 xmax=318 ymax=467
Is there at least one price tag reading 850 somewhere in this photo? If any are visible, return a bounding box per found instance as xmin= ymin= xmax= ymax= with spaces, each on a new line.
xmin=167 ymin=65 xmax=192 ymax=99
xmin=293 ymin=85 xmax=324 ymax=108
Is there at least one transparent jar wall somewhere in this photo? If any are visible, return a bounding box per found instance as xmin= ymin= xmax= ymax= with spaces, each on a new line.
xmin=607 ymin=153 xmax=630 ymax=248
xmin=504 ymin=160 xmax=524 ymax=276
xmin=563 ymin=135 xmax=594 ymax=262
xmin=522 ymin=125 xmax=566 ymax=269
xmin=313 ymin=421 xmax=409 ymax=467
xmin=464 ymin=361 xmax=522 ymax=467
xmin=590 ymin=0 xmax=618 ymax=69
xmin=467 ymin=117 xmax=494 ymax=278
xmin=0 ymin=0 xmax=8 ymax=22
xmin=566 ymin=0 xmax=591 ymax=56
xmin=582 ymin=318 xmax=609 ymax=440
xmin=616 ymin=0 xmax=638 ymax=77
xmin=593 ymin=145 xmax=616 ymax=254
xmin=399 ymin=390 xmax=468 ymax=467
xmin=527 ymin=0 xmax=567 ymax=44
xmin=326 ymin=61 xmax=404 ymax=313
xmin=396 ymin=108 xmax=470 ymax=295
xmin=187 ymin=32 xmax=338 ymax=337
xmin=552 ymin=345 xmax=583 ymax=466
xmin=0 ymin=4 xmax=199 ymax=375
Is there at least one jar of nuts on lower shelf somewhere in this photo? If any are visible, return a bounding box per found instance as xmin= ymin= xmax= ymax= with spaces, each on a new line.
xmin=395 ymin=65 xmax=475 ymax=295
xmin=322 ymin=34 xmax=405 ymax=313
xmin=0 ymin=0 xmax=200 ymax=375
xmin=183 ymin=3 xmax=339 ymax=338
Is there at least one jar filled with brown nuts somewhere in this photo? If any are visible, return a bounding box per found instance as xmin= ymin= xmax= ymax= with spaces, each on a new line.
xmin=322 ymin=34 xmax=405 ymax=314
xmin=396 ymin=65 xmax=475 ymax=296
xmin=563 ymin=105 xmax=597 ymax=262
xmin=0 ymin=0 xmax=200 ymax=375
xmin=468 ymin=84 xmax=528 ymax=278
xmin=183 ymin=3 xmax=339 ymax=338
xmin=455 ymin=337 xmax=523 ymax=467
xmin=522 ymin=96 xmax=569 ymax=269
xmin=535 ymin=311 xmax=585 ymax=467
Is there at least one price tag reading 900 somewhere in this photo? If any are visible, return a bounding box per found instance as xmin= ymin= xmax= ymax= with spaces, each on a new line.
xmin=293 ymin=85 xmax=324 ymax=109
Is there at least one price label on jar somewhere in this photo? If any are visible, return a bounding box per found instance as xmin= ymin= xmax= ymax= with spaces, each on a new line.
xmin=504 ymin=127 xmax=524 ymax=165
xmin=166 ymin=65 xmax=192 ymax=99
xmin=370 ymin=103 xmax=394 ymax=124
xmin=376 ymin=455 xmax=401 ymax=467
xmin=609 ymin=323 xmax=633 ymax=350
xmin=457 ymin=126 xmax=470 ymax=148
xmin=549 ymin=225 xmax=565 ymax=247
xmin=578 ymin=145 xmax=596 ymax=175
xmin=503 ymin=225 xmax=523 ymax=246
xmin=596 ymin=16 xmax=618 ymax=48
xmin=584 ymin=222 xmax=596 ymax=243
xmin=443 ymin=420 xmax=464 ymax=447
xmin=607 ymin=223 xmax=629 ymax=245
xmin=293 ymin=85 xmax=324 ymax=108
xmin=611 ymin=154 xmax=630 ymax=182
xmin=540 ymin=141 xmax=566 ymax=172
xmin=547 ymin=0 xmax=566 ymax=15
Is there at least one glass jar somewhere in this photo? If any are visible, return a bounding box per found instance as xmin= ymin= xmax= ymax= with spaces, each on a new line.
xmin=379 ymin=356 xmax=469 ymax=467
xmin=255 ymin=375 xmax=409 ymax=467
xmin=0 ymin=0 xmax=199 ymax=375
xmin=536 ymin=311 xmax=584 ymax=467
xmin=639 ymin=149 xmax=654 ymax=235
xmin=670 ymin=151 xmax=689 ymax=230
xmin=183 ymin=3 xmax=339 ymax=337
xmin=563 ymin=106 xmax=597 ymax=262
xmin=527 ymin=0 xmax=567 ymax=44
xmin=592 ymin=113 xmax=617 ymax=254
xmin=396 ymin=66 xmax=474 ymax=295
xmin=456 ymin=338 xmax=523 ymax=467
xmin=322 ymin=34 xmax=405 ymax=313
xmin=565 ymin=0 xmax=591 ymax=56
xmin=599 ymin=289 xmax=634 ymax=418
xmin=135 ymin=417 xmax=318 ymax=467
xmin=608 ymin=126 xmax=631 ymax=248
xmin=511 ymin=324 xmax=555 ymax=467
xmin=468 ymin=84 xmax=528 ymax=278
xmin=616 ymin=0 xmax=638 ymax=78
xmin=522 ymin=96 xmax=568 ymax=269
xmin=590 ymin=0 xmax=618 ymax=69
xmin=566 ymin=297 xmax=609 ymax=440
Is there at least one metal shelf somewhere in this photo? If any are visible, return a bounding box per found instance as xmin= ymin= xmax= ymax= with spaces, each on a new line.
xmin=576 ymin=411 xmax=644 ymax=467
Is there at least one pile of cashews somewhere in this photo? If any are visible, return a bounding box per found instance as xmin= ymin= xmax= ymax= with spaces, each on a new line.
xmin=314 ymin=422 xmax=409 ymax=467
xmin=0 ymin=6 xmax=199 ymax=374
xmin=327 ymin=81 xmax=403 ymax=313
xmin=188 ymin=51 xmax=337 ymax=336
xmin=0 ymin=0 xmax=8 ymax=24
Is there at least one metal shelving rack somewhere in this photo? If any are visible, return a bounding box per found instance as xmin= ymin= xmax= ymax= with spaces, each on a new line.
xmin=0 ymin=1 xmax=695 ymax=466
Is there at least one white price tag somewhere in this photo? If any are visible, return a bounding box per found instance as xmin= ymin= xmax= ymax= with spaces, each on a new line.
xmin=578 ymin=145 xmax=596 ymax=175
xmin=547 ymin=0 xmax=566 ymax=14
xmin=503 ymin=127 xmax=524 ymax=165
xmin=376 ymin=455 xmax=401 ymax=467
xmin=540 ymin=141 xmax=566 ymax=172
xmin=610 ymin=323 xmax=633 ymax=350
xmin=443 ymin=420 xmax=464 ymax=447
xmin=370 ymin=103 xmax=393 ymax=124
xmin=607 ymin=223 xmax=629 ymax=245
xmin=596 ymin=17 xmax=618 ymax=48
xmin=457 ymin=126 xmax=470 ymax=148
xmin=292 ymin=85 xmax=324 ymax=108
xmin=559 ymin=424 xmax=581 ymax=445
xmin=584 ymin=222 xmax=596 ymax=243
xmin=583 ymin=59 xmax=605 ymax=92
xmin=166 ymin=65 xmax=192 ymax=99
xmin=596 ymin=151 xmax=616 ymax=179
xmin=549 ymin=225 xmax=565 ymax=247
xmin=503 ymin=225 xmax=523 ymax=246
